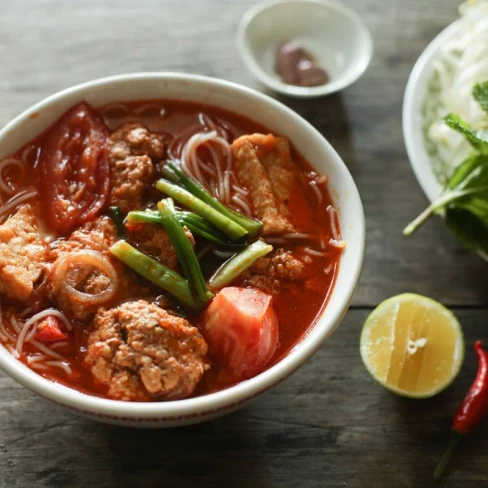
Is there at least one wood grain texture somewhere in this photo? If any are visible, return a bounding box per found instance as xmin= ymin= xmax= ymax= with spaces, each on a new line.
xmin=0 ymin=0 xmax=487 ymax=487
xmin=2 ymin=309 xmax=488 ymax=488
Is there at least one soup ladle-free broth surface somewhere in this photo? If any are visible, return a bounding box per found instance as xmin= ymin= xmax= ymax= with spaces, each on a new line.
xmin=0 ymin=100 xmax=342 ymax=401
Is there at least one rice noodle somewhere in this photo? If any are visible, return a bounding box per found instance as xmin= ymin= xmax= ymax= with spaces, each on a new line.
xmin=180 ymin=128 xmax=235 ymax=205
xmin=198 ymin=113 xmax=229 ymax=140
xmin=197 ymin=244 xmax=212 ymax=260
xmin=327 ymin=206 xmax=340 ymax=241
xmin=309 ymin=181 xmax=323 ymax=203
xmin=45 ymin=360 xmax=72 ymax=375
xmin=7 ymin=345 xmax=20 ymax=359
xmin=232 ymin=185 xmax=248 ymax=196
xmin=329 ymin=239 xmax=347 ymax=249
xmin=316 ymin=175 xmax=328 ymax=184
xmin=168 ymin=123 xmax=205 ymax=159
xmin=213 ymin=249 xmax=237 ymax=259
xmin=30 ymin=340 xmax=63 ymax=359
xmin=231 ymin=194 xmax=252 ymax=216
xmin=324 ymin=263 xmax=334 ymax=274
xmin=0 ymin=302 xmax=15 ymax=343
xmin=198 ymin=161 xmax=218 ymax=178
xmin=181 ymin=131 xmax=217 ymax=185
xmin=27 ymin=354 xmax=48 ymax=364
xmin=19 ymin=308 xmax=32 ymax=318
xmin=0 ymin=188 xmax=38 ymax=221
xmin=25 ymin=325 xmax=37 ymax=343
xmin=424 ymin=0 xmax=488 ymax=180
xmin=31 ymin=362 xmax=49 ymax=371
xmin=326 ymin=205 xmax=346 ymax=249
xmin=10 ymin=316 xmax=21 ymax=333
xmin=133 ymin=104 xmax=166 ymax=118
xmin=51 ymin=341 xmax=69 ymax=349
xmin=303 ymin=247 xmax=328 ymax=258
xmin=0 ymin=158 xmax=26 ymax=194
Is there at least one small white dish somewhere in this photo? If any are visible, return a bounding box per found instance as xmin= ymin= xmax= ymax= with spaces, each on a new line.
xmin=236 ymin=0 xmax=373 ymax=98
xmin=0 ymin=73 xmax=365 ymax=427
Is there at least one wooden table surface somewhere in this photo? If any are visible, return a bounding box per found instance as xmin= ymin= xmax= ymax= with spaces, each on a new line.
xmin=1 ymin=0 xmax=487 ymax=487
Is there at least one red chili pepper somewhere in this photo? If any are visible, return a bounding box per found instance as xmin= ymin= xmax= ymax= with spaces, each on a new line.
xmin=434 ymin=341 xmax=488 ymax=480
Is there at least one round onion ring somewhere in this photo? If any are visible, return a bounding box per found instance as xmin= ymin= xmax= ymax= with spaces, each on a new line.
xmin=50 ymin=250 xmax=118 ymax=306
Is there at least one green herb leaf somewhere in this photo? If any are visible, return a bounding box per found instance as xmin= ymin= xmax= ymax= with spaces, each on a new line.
xmin=444 ymin=114 xmax=488 ymax=155
xmin=447 ymin=155 xmax=488 ymax=222
xmin=445 ymin=207 xmax=488 ymax=255
xmin=403 ymin=155 xmax=488 ymax=244
xmin=473 ymin=82 xmax=488 ymax=114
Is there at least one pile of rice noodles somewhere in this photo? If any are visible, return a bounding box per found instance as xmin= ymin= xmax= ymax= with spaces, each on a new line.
xmin=426 ymin=0 xmax=488 ymax=176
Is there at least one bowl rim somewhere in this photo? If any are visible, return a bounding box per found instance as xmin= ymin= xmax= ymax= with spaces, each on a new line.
xmin=0 ymin=72 xmax=365 ymax=418
xmin=236 ymin=0 xmax=374 ymax=98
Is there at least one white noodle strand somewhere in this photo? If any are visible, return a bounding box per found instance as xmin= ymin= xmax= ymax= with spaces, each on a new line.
xmin=27 ymin=354 xmax=48 ymax=364
xmin=213 ymin=249 xmax=237 ymax=259
xmin=45 ymin=360 xmax=72 ymax=375
xmin=231 ymin=195 xmax=252 ymax=217
xmin=30 ymin=340 xmax=63 ymax=359
xmin=303 ymin=247 xmax=328 ymax=257
xmin=425 ymin=1 xmax=488 ymax=179
xmin=31 ymin=362 xmax=49 ymax=371
xmin=0 ymin=158 xmax=26 ymax=194
xmin=309 ymin=181 xmax=323 ymax=203
xmin=324 ymin=263 xmax=334 ymax=274
xmin=0 ymin=189 xmax=38 ymax=220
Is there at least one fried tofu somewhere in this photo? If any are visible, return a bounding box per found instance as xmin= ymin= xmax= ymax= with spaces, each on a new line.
xmin=231 ymin=134 xmax=296 ymax=235
xmin=0 ymin=205 xmax=47 ymax=303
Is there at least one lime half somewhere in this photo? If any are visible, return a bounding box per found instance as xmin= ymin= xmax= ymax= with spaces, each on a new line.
xmin=360 ymin=294 xmax=464 ymax=399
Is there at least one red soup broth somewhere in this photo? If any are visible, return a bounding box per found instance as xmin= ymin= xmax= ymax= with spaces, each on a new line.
xmin=0 ymin=100 xmax=342 ymax=399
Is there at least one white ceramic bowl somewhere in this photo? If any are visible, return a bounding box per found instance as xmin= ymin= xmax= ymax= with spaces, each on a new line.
xmin=403 ymin=19 xmax=488 ymax=260
xmin=237 ymin=0 xmax=373 ymax=98
xmin=0 ymin=73 xmax=365 ymax=427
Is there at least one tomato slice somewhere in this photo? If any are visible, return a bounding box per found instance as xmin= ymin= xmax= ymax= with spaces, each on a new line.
xmin=35 ymin=316 xmax=68 ymax=342
xmin=202 ymin=287 xmax=279 ymax=381
xmin=39 ymin=102 xmax=110 ymax=235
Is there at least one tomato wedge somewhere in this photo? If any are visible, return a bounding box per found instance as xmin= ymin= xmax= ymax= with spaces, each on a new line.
xmin=202 ymin=287 xmax=279 ymax=381
xmin=35 ymin=316 xmax=68 ymax=342
xmin=39 ymin=102 xmax=110 ymax=235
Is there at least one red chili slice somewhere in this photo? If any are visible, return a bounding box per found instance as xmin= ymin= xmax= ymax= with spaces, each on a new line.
xmin=39 ymin=102 xmax=110 ymax=235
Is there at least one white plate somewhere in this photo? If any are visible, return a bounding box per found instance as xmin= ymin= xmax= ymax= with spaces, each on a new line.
xmin=402 ymin=19 xmax=464 ymax=203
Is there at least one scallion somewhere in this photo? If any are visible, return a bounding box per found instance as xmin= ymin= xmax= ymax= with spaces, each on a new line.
xmin=156 ymin=178 xmax=248 ymax=240
xmin=208 ymin=239 xmax=273 ymax=290
xmin=109 ymin=206 xmax=126 ymax=237
xmin=157 ymin=198 xmax=213 ymax=305
xmin=110 ymin=240 xmax=198 ymax=310
xmin=126 ymin=210 xmax=246 ymax=248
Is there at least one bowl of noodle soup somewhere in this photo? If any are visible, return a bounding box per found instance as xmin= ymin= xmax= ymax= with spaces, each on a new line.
xmin=0 ymin=73 xmax=364 ymax=426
